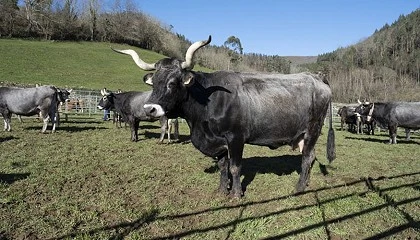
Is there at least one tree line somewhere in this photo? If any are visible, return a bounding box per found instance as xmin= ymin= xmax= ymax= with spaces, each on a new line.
xmin=0 ymin=0 xmax=290 ymax=73
xmin=307 ymin=8 xmax=420 ymax=103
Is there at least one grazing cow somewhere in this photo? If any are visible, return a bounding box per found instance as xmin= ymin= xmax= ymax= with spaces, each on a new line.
xmin=356 ymin=102 xmax=420 ymax=144
xmin=97 ymin=89 xmax=179 ymax=143
xmin=112 ymin=36 xmax=335 ymax=197
xmin=0 ymin=85 xmax=64 ymax=132
xmin=337 ymin=106 xmax=362 ymax=133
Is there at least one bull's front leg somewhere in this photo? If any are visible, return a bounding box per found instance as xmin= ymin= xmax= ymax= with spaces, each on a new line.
xmin=228 ymin=139 xmax=245 ymax=198
xmin=217 ymin=155 xmax=230 ymax=195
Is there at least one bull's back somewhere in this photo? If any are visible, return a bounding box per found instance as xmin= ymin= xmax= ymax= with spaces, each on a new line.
xmin=204 ymin=72 xmax=331 ymax=147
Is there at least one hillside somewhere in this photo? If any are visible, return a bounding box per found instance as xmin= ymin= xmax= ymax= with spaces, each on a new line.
xmin=0 ymin=39 xmax=211 ymax=91
xmin=313 ymin=8 xmax=420 ymax=102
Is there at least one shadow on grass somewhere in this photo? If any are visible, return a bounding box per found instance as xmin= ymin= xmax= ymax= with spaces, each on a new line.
xmin=143 ymin=131 xmax=190 ymax=143
xmin=25 ymin=126 xmax=107 ymax=132
xmin=48 ymin=171 xmax=420 ymax=240
xmin=0 ymin=173 xmax=30 ymax=184
xmin=345 ymin=136 xmax=420 ymax=145
xmin=241 ymin=155 xmax=302 ymax=193
xmin=0 ymin=136 xmax=17 ymax=143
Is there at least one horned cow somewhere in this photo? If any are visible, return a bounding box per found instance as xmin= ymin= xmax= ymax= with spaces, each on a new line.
xmin=112 ymin=36 xmax=335 ymax=198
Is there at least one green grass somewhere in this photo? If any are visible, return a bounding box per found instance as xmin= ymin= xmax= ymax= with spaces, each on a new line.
xmin=0 ymin=39 xmax=419 ymax=239
xmin=0 ymin=39 xmax=212 ymax=91
xmin=0 ymin=117 xmax=419 ymax=239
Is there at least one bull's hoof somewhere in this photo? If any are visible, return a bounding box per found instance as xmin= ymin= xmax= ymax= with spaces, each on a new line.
xmin=217 ymin=187 xmax=230 ymax=196
xmin=156 ymin=140 xmax=164 ymax=144
xmin=228 ymin=192 xmax=243 ymax=199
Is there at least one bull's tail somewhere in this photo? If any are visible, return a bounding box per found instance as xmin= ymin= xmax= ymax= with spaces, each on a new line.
xmin=327 ymin=100 xmax=336 ymax=163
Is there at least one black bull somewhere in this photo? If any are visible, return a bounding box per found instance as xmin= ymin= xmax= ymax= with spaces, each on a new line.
xmin=357 ymin=102 xmax=420 ymax=144
xmin=112 ymin=36 xmax=336 ymax=198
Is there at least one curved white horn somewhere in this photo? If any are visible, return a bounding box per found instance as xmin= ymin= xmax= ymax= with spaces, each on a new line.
xmin=111 ymin=47 xmax=156 ymax=71
xmin=357 ymin=99 xmax=362 ymax=104
xmin=181 ymin=35 xmax=212 ymax=70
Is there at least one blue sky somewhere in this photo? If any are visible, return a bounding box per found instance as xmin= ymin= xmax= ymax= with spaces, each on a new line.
xmin=121 ymin=0 xmax=418 ymax=56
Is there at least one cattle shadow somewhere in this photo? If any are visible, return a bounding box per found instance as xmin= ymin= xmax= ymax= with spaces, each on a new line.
xmin=0 ymin=172 xmax=30 ymax=184
xmin=0 ymin=136 xmax=17 ymax=143
xmin=143 ymin=131 xmax=190 ymax=143
xmin=241 ymin=155 xmax=302 ymax=193
xmin=25 ymin=126 xmax=107 ymax=132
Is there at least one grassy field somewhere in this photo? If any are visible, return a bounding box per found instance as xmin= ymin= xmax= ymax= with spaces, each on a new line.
xmin=0 ymin=39 xmax=419 ymax=239
xmin=0 ymin=39 xmax=211 ymax=91
xmin=0 ymin=116 xmax=419 ymax=239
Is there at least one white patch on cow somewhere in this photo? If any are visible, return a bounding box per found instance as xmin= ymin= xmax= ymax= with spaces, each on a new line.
xmin=97 ymin=105 xmax=103 ymax=110
xmin=144 ymin=104 xmax=165 ymax=117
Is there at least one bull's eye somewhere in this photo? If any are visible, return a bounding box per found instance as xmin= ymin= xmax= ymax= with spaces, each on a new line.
xmin=167 ymin=80 xmax=177 ymax=90
xmin=102 ymin=96 xmax=107 ymax=101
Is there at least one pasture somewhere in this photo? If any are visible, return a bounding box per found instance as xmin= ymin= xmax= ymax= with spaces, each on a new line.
xmin=0 ymin=116 xmax=419 ymax=239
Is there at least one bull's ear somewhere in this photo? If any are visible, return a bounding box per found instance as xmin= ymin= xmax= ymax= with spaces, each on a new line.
xmin=183 ymin=72 xmax=195 ymax=87
xmin=143 ymin=73 xmax=154 ymax=86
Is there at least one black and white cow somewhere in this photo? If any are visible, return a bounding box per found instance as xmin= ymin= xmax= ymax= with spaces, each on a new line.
xmin=97 ymin=89 xmax=179 ymax=143
xmin=356 ymin=101 xmax=420 ymax=144
xmin=0 ymin=85 xmax=65 ymax=132
xmin=112 ymin=36 xmax=335 ymax=197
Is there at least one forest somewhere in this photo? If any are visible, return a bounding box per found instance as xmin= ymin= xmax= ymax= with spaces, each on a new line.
xmin=1 ymin=0 xmax=419 ymax=102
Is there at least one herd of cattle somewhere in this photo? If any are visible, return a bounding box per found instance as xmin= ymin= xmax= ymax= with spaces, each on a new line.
xmin=337 ymin=100 xmax=420 ymax=144
xmin=1 ymin=35 xmax=419 ymax=197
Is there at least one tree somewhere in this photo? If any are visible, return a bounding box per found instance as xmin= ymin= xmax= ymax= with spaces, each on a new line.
xmin=224 ymin=35 xmax=243 ymax=70
xmin=0 ymin=0 xmax=19 ymax=37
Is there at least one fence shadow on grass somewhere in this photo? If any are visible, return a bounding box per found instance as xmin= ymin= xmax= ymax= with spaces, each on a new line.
xmin=48 ymin=171 xmax=420 ymax=240
xmin=0 ymin=172 xmax=30 ymax=184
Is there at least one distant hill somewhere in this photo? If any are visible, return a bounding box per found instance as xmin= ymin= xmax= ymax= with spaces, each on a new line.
xmin=284 ymin=56 xmax=318 ymax=66
xmin=311 ymin=8 xmax=420 ymax=103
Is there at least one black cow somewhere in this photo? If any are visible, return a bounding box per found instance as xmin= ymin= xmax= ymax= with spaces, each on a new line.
xmin=356 ymin=102 xmax=420 ymax=144
xmin=97 ymin=89 xmax=179 ymax=143
xmin=0 ymin=85 xmax=66 ymax=132
xmin=112 ymin=36 xmax=335 ymax=198
xmin=337 ymin=106 xmax=362 ymax=133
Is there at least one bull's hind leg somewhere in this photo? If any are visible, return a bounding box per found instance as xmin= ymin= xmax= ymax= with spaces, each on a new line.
xmin=296 ymin=124 xmax=323 ymax=193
